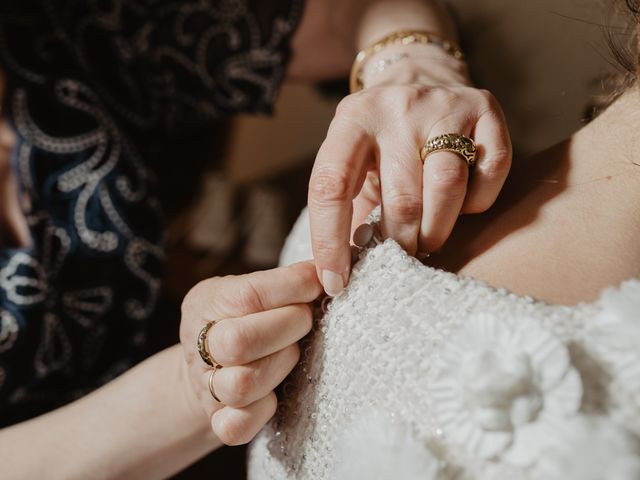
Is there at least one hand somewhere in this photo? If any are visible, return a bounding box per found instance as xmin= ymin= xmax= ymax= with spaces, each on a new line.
xmin=308 ymin=55 xmax=511 ymax=296
xmin=0 ymin=72 xmax=29 ymax=248
xmin=179 ymin=261 xmax=322 ymax=446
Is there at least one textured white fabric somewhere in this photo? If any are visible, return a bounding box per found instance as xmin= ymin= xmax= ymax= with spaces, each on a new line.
xmin=249 ymin=210 xmax=640 ymax=480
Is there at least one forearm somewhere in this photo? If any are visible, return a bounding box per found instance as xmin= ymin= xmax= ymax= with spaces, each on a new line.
xmin=0 ymin=345 xmax=219 ymax=479
xmin=356 ymin=0 xmax=457 ymax=49
xmin=289 ymin=0 xmax=464 ymax=82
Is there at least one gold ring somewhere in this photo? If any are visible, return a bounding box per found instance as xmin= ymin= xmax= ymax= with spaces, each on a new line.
xmin=420 ymin=133 xmax=477 ymax=167
xmin=208 ymin=368 xmax=222 ymax=403
xmin=197 ymin=321 xmax=221 ymax=368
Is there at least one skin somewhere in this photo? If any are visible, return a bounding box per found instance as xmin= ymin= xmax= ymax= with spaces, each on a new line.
xmin=430 ymin=86 xmax=640 ymax=305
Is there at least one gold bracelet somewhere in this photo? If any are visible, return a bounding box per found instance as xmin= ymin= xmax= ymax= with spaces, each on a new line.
xmin=349 ymin=30 xmax=464 ymax=93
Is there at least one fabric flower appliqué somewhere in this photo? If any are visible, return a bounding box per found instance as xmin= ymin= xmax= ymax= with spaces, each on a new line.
xmin=333 ymin=409 xmax=440 ymax=480
xmin=531 ymin=415 xmax=640 ymax=480
xmin=589 ymin=280 xmax=640 ymax=409
xmin=427 ymin=314 xmax=582 ymax=464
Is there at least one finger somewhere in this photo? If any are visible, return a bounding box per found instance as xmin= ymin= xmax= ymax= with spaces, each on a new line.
xmin=181 ymin=261 xmax=322 ymax=322
xmin=210 ymin=344 xmax=299 ymax=408
xmin=308 ymin=112 xmax=372 ymax=297
xmin=419 ymin=124 xmax=472 ymax=254
xmin=379 ymin=131 xmax=424 ymax=255
xmin=212 ymin=391 xmax=278 ymax=446
xmin=351 ymin=170 xmax=380 ymax=237
xmin=209 ymin=303 xmax=312 ymax=366
xmin=462 ymin=105 xmax=512 ymax=213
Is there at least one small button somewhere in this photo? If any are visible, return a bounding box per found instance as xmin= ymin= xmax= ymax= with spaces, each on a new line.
xmin=353 ymin=223 xmax=374 ymax=247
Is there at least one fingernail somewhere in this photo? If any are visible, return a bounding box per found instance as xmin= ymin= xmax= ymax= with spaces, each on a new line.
xmin=322 ymin=270 xmax=344 ymax=297
xmin=417 ymin=251 xmax=431 ymax=261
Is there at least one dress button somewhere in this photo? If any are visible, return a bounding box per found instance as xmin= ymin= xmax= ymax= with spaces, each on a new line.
xmin=353 ymin=223 xmax=374 ymax=247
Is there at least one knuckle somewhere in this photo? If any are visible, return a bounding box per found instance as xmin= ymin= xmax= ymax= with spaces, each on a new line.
xmin=181 ymin=277 xmax=220 ymax=316
xmin=179 ymin=279 xmax=215 ymax=342
xmin=180 ymin=280 xmax=203 ymax=317
xmin=228 ymin=276 xmax=266 ymax=313
xmin=311 ymin=240 xmax=339 ymax=264
xmin=226 ymin=367 xmax=256 ymax=404
xmin=475 ymin=90 xmax=505 ymax=121
xmin=429 ymin=162 xmax=468 ymax=198
xmin=385 ymin=192 xmax=423 ymax=222
xmin=309 ymin=167 xmax=352 ymax=205
xmin=335 ymin=93 xmax=361 ymax=118
xmin=214 ymin=415 xmax=248 ymax=446
xmin=480 ymin=151 xmax=512 ymax=179
xmin=218 ymin=323 xmax=252 ymax=365
xmin=430 ymin=87 xmax=458 ymax=107
xmin=475 ymin=88 xmax=493 ymax=103
xmin=287 ymin=263 xmax=323 ymax=297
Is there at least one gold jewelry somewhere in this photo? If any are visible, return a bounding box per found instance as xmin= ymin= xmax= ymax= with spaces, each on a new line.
xmin=421 ymin=133 xmax=477 ymax=167
xmin=208 ymin=368 xmax=222 ymax=403
xmin=350 ymin=30 xmax=464 ymax=93
xmin=197 ymin=321 xmax=221 ymax=368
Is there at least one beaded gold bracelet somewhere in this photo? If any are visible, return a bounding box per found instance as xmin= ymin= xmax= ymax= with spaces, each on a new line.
xmin=349 ymin=30 xmax=465 ymax=93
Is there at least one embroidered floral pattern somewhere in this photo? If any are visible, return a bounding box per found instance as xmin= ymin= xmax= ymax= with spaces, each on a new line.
xmin=0 ymin=0 xmax=303 ymax=425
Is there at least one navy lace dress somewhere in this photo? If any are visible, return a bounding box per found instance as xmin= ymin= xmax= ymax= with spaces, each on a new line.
xmin=0 ymin=0 xmax=304 ymax=427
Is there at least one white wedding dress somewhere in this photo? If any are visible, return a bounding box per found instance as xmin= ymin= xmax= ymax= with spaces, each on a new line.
xmin=248 ymin=210 xmax=640 ymax=480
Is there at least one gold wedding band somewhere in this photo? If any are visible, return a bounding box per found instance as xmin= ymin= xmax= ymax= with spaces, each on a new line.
xmin=420 ymin=133 xmax=477 ymax=167
xmin=208 ymin=368 xmax=222 ymax=403
xmin=197 ymin=321 xmax=221 ymax=368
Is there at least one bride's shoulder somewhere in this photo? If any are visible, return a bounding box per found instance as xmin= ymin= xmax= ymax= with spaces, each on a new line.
xmin=433 ymin=138 xmax=640 ymax=305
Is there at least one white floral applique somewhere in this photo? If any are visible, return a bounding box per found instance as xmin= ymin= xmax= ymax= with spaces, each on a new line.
xmin=333 ymin=410 xmax=441 ymax=480
xmin=588 ymin=280 xmax=640 ymax=410
xmin=530 ymin=415 xmax=640 ymax=480
xmin=427 ymin=314 xmax=582 ymax=466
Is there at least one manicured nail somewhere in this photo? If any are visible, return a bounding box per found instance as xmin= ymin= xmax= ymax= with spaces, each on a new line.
xmin=417 ymin=251 xmax=431 ymax=261
xmin=322 ymin=270 xmax=344 ymax=297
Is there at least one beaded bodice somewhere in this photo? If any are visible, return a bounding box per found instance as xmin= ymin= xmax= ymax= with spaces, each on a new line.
xmin=248 ymin=211 xmax=640 ymax=480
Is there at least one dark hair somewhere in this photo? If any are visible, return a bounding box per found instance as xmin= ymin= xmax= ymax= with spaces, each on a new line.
xmin=607 ymin=0 xmax=640 ymax=77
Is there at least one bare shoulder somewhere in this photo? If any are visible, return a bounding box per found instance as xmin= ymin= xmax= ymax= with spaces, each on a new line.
xmin=430 ymin=139 xmax=640 ymax=305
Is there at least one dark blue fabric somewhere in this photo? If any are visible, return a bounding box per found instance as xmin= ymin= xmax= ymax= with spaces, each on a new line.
xmin=0 ymin=0 xmax=304 ymax=427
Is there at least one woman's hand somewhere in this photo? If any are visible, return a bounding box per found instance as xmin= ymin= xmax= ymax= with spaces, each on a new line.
xmin=179 ymin=261 xmax=322 ymax=446
xmin=308 ymin=52 xmax=512 ymax=296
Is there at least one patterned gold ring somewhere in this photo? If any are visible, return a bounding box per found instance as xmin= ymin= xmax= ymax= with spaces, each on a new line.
xmin=208 ymin=368 xmax=222 ymax=403
xmin=420 ymin=133 xmax=477 ymax=167
xmin=197 ymin=320 xmax=221 ymax=368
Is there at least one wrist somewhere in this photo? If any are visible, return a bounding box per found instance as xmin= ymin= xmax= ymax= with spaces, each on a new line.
xmin=361 ymin=48 xmax=472 ymax=89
